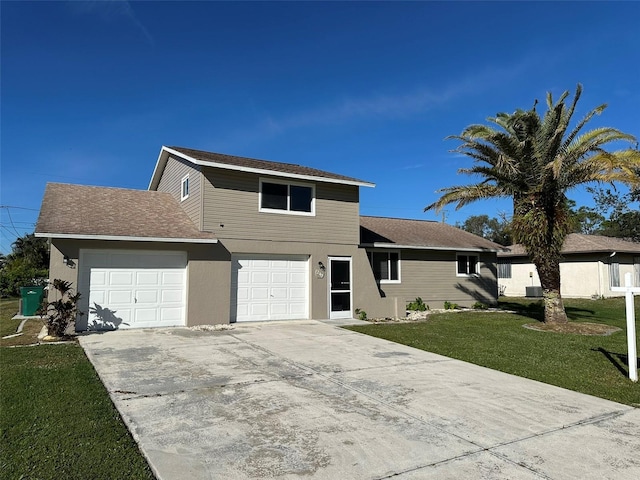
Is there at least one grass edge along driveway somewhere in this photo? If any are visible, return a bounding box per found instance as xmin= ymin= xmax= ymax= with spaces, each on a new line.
xmin=0 ymin=298 xmax=154 ymax=480
xmin=347 ymin=297 xmax=640 ymax=407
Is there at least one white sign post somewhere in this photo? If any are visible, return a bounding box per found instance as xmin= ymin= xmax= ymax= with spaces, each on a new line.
xmin=612 ymin=272 xmax=639 ymax=382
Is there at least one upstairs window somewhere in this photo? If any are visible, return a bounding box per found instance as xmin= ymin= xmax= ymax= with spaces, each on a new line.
xmin=181 ymin=175 xmax=190 ymax=201
xmin=260 ymin=179 xmax=314 ymax=215
xmin=457 ymin=254 xmax=479 ymax=276
xmin=367 ymin=251 xmax=400 ymax=283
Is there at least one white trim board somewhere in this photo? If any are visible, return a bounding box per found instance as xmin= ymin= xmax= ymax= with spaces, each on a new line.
xmin=149 ymin=146 xmax=375 ymax=190
xmin=36 ymin=232 xmax=218 ymax=244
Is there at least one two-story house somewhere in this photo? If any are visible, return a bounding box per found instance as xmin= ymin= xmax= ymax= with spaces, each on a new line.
xmin=35 ymin=146 xmax=500 ymax=330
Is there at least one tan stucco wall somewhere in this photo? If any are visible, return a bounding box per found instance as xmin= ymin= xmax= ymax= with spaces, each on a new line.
xmin=499 ymin=253 xmax=639 ymax=298
xmin=367 ymin=249 xmax=498 ymax=310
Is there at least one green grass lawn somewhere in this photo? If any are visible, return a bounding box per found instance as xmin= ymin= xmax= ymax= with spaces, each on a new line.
xmin=0 ymin=299 xmax=154 ymax=479
xmin=347 ymin=297 xmax=640 ymax=406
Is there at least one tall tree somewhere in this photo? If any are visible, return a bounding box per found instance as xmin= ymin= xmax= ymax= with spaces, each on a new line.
xmin=0 ymin=233 xmax=49 ymax=297
xmin=456 ymin=214 xmax=512 ymax=245
xmin=426 ymin=85 xmax=640 ymax=323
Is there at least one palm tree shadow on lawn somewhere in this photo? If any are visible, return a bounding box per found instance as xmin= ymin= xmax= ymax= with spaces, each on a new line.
xmin=498 ymin=300 xmax=595 ymax=323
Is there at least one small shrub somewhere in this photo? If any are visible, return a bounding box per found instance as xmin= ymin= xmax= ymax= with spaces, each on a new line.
xmin=354 ymin=308 xmax=367 ymax=321
xmin=40 ymin=279 xmax=82 ymax=337
xmin=443 ymin=301 xmax=459 ymax=310
xmin=407 ymin=297 xmax=429 ymax=311
xmin=472 ymin=301 xmax=488 ymax=310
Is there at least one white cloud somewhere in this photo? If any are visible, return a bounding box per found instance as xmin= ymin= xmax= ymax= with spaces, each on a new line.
xmin=67 ymin=0 xmax=154 ymax=45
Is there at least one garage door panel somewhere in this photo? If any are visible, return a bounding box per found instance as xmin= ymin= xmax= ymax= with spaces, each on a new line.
xmin=137 ymin=272 xmax=160 ymax=286
xmin=271 ymin=287 xmax=287 ymax=299
xmin=136 ymin=290 xmax=159 ymax=304
xmin=251 ymin=287 xmax=269 ymax=300
xmin=161 ymin=289 xmax=183 ymax=303
xmin=162 ymin=271 xmax=185 ymax=285
xmin=80 ymin=250 xmax=186 ymax=331
xmin=109 ymin=271 xmax=134 ymax=286
xmin=232 ymin=255 xmax=308 ymax=322
xmin=290 ymin=288 xmax=306 ymax=299
xmin=271 ymin=272 xmax=288 ymax=284
xmin=252 ymin=272 xmax=269 ymax=283
xmin=90 ymin=271 xmax=107 ymax=286
xmin=109 ymin=290 xmax=133 ymax=304
xmin=135 ymin=309 xmax=159 ymax=323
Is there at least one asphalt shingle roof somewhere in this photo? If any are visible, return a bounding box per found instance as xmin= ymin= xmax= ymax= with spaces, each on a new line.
xmin=360 ymin=216 xmax=502 ymax=251
xmin=169 ymin=146 xmax=371 ymax=185
xmin=498 ymin=233 xmax=640 ymax=257
xmin=36 ymin=183 xmax=216 ymax=241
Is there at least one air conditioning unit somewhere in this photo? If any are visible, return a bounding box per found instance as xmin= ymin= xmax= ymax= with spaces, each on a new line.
xmin=525 ymin=286 xmax=543 ymax=298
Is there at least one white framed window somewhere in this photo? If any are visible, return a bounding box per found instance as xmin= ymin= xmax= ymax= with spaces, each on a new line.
xmin=181 ymin=174 xmax=190 ymax=201
xmin=609 ymin=261 xmax=620 ymax=288
xmin=497 ymin=259 xmax=512 ymax=279
xmin=259 ymin=178 xmax=315 ymax=215
xmin=457 ymin=254 xmax=479 ymax=276
xmin=367 ymin=250 xmax=400 ymax=283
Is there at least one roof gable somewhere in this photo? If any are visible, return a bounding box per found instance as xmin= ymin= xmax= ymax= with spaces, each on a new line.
xmin=360 ymin=216 xmax=502 ymax=252
xmin=35 ymin=183 xmax=217 ymax=243
xmin=149 ymin=146 xmax=375 ymax=190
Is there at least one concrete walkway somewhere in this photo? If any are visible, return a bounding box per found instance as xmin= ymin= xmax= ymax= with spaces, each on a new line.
xmin=79 ymin=321 xmax=640 ymax=479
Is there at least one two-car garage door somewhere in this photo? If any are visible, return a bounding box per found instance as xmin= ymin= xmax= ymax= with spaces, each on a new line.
xmin=78 ymin=250 xmax=187 ymax=330
xmin=231 ymin=255 xmax=308 ymax=322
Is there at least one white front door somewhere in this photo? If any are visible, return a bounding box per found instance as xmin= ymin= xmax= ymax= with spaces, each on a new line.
xmin=78 ymin=250 xmax=187 ymax=331
xmin=329 ymin=257 xmax=352 ymax=319
xmin=232 ymin=255 xmax=309 ymax=322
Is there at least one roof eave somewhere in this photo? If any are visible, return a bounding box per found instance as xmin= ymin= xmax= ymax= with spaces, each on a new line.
xmin=155 ymin=146 xmax=375 ymax=188
xmin=361 ymin=242 xmax=500 ymax=253
xmin=35 ymin=232 xmax=218 ymax=244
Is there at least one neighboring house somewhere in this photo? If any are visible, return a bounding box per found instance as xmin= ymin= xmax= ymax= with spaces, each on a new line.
xmin=498 ymin=233 xmax=640 ymax=298
xmin=35 ymin=146 xmax=500 ymax=331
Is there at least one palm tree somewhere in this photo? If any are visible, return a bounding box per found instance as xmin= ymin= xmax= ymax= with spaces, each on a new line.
xmin=425 ymin=85 xmax=640 ymax=323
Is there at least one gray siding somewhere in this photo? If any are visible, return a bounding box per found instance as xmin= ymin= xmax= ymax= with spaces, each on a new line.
xmin=202 ymin=168 xmax=360 ymax=245
xmin=374 ymin=249 xmax=498 ymax=308
xmin=156 ymin=156 xmax=202 ymax=229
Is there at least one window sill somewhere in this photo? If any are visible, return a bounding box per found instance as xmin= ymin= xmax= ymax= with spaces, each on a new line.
xmin=259 ymin=207 xmax=315 ymax=217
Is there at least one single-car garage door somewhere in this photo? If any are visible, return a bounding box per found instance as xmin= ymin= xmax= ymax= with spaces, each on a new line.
xmin=231 ymin=255 xmax=308 ymax=322
xmin=78 ymin=250 xmax=187 ymax=330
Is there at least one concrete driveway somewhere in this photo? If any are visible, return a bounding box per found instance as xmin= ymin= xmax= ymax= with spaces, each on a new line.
xmin=79 ymin=320 xmax=640 ymax=479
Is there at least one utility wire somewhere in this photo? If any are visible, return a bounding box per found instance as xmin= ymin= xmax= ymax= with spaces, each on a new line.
xmin=4 ymin=208 xmax=20 ymax=236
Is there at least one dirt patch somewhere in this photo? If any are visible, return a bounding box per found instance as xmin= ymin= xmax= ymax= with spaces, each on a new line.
xmin=524 ymin=322 xmax=621 ymax=336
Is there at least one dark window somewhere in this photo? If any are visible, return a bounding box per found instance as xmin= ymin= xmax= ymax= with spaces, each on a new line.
xmin=261 ymin=182 xmax=288 ymax=210
xmin=290 ymin=185 xmax=312 ymax=212
xmin=457 ymin=255 xmax=479 ymax=276
xmin=261 ymin=181 xmax=313 ymax=213
xmin=368 ymin=251 xmax=400 ymax=282
xmin=497 ymin=259 xmax=512 ymax=279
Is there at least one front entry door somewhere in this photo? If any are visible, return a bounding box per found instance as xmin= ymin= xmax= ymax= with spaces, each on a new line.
xmin=329 ymin=257 xmax=352 ymax=319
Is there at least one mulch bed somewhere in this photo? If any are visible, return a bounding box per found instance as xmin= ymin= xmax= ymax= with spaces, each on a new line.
xmin=524 ymin=322 xmax=622 ymax=336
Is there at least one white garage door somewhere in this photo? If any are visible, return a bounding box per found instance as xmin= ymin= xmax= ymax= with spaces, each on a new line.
xmin=78 ymin=250 xmax=187 ymax=330
xmin=232 ymin=255 xmax=308 ymax=322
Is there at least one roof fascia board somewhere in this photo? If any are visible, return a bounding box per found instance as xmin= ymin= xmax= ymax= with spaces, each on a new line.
xmin=161 ymin=146 xmax=375 ymax=188
xmin=148 ymin=147 xmax=170 ymax=191
xmin=362 ymin=242 xmax=499 ymax=253
xmin=35 ymin=232 xmax=218 ymax=244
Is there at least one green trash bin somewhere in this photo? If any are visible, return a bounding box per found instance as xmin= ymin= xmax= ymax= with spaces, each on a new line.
xmin=20 ymin=286 xmax=45 ymax=316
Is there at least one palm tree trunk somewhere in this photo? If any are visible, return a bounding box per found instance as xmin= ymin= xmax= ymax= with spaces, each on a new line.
xmin=534 ymin=257 xmax=568 ymax=324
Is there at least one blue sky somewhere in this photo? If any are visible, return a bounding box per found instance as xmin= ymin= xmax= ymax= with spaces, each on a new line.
xmin=2 ymin=1 xmax=639 ymax=254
